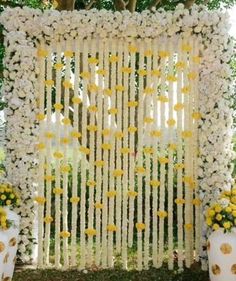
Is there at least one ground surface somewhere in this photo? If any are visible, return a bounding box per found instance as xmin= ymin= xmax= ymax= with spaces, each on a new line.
xmin=13 ymin=264 xmax=209 ymax=281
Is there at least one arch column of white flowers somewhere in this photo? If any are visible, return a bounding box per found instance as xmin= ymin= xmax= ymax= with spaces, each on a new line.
xmin=0 ymin=4 xmax=234 ymax=269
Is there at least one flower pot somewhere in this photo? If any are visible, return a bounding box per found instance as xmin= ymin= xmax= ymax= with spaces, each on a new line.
xmin=208 ymin=228 xmax=236 ymax=281
xmin=2 ymin=207 xmax=20 ymax=281
xmin=0 ymin=231 xmax=9 ymax=280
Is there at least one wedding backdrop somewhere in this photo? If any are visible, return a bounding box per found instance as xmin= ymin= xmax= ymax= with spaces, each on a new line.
xmin=0 ymin=4 xmax=234 ymax=271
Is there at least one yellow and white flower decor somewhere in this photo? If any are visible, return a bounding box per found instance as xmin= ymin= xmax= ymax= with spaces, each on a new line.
xmin=0 ymin=4 xmax=233 ymax=270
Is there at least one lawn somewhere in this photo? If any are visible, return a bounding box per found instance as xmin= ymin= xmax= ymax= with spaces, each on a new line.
xmin=13 ymin=264 xmax=209 ymax=281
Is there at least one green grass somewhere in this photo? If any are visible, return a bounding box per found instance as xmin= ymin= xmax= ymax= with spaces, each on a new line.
xmin=13 ymin=264 xmax=209 ymax=281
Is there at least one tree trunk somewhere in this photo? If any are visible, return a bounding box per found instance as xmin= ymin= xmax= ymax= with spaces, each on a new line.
xmin=56 ymin=0 xmax=75 ymax=11
xmin=126 ymin=0 xmax=137 ymax=12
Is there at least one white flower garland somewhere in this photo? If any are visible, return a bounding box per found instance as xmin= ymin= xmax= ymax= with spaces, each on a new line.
xmin=0 ymin=5 xmax=234 ymax=268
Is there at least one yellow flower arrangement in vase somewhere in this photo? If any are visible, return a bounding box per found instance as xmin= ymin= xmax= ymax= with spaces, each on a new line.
xmin=0 ymin=207 xmax=12 ymax=230
xmin=0 ymin=183 xmax=20 ymax=208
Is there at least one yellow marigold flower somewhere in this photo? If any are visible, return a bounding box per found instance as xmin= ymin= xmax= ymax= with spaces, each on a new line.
xmin=127 ymin=190 xmax=138 ymax=197
xmin=225 ymin=206 xmax=232 ymax=213
xmin=151 ymin=69 xmax=161 ymax=77
xmin=63 ymin=80 xmax=73 ymax=89
xmin=104 ymin=88 xmax=112 ymax=96
xmin=127 ymin=100 xmax=138 ymax=107
xmin=115 ymin=131 xmax=124 ymax=139
xmin=102 ymin=129 xmax=111 ymax=136
xmin=45 ymin=132 xmax=55 ymax=139
xmin=181 ymin=44 xmax=192 ymax=52
xmin=85 ymin=228 xmax=97 ymax=236
xmin=70 ymin=131 xmax=82 ymax=139
xmin=88 ymin=105 xmax=98 ymax=113
xmin=37 ymin=49 xmax=48 ymax=57
xmin=144 ymin=49 xmax=153 ymax=57
xmin=150 ymin=180 xmax=160 ymax=188
xmin=107 ymin=224 xmax=117 ymax=232
xmin=88 ymin=57 xmax=99 ymax=64
xmin=60 ymin=165 xmax=71 ymax=173
xmin=128 ymin=45 xmax=138 ymax=53
xmin=144 ymin=117 xmax=154 ymax=123
xmin=44 ymin=80 xmax=54 ymax=86
xmin=223 ymin=221 xmax=231 ymax=229
xmin=70 ymin=197 xmax=80 ymax=204
xmin=135 ymin=166 xmax=146 ymax=174
xmin=174 ymin=103 xmax=184 ymax=111
xmin=182 ymin=130 xmax=193 ymax=138
xmin=159 ymin=157 xmax=169 ymax=164
xmin=106 ymin=190 xmax=117 ymax=198
xmin=44 ymin=216 xmax=53 ymax=224
xmin=128 ymin=126 xmax=137 ymax=133
xmin=175 ymin=198 xmax=185 ymax=205
xmin=175 ymin=61 xmax=186 ymax=69
xmin=87 ymin=125 xmax=98 ymax=132
xmin=60 ymin=231 xmax=71 ymax=238
xmin=206 ymin=218 xmax=213 ymax=226
xmin=108 ymin=108 xmax=118 ymax=115
xmin=96 ymin=69 xmax=107 ymax=75
xmin=231 ymin=197 xmax=236 ymax=204
xmin=216 ymin=214 xmax=222 ymax=221
xmin=183 ymin=176 xmax=194 ymax=184
xmin=54 ymin=63 xmax=64 ymax=70
xmin=188 ymin=72 xmax=197 ymax=80
xmin=156 ymin=210 xmax=168 ymax=218
xmin=54 ymin=103 xmax=64 ymax=110
xmin=167 ymin=118 xmax=176 ymax=126
xmin=192 ymin=112 xmax=202 ymax=120
xmin=157 ymin=95 xmax=169 ymax=103
xmin=175 ymin=163 xmax=185 ymax=170
xmin=192 ymin=56 xmax=201 ymax=64
xmin=80 ymin=71 xmax=91 ymax=79
xmin=36 ymin=113 xmax=46 ymax=121
xmin=53 ymin=188 xmax=63 ymax=195
xmin=168 ymin=143 xmax=177 ymax=150
xmin=143 ymin=147 xmax=153 ymax=154
xmin=61 ymin=137 xmax=70 ymax=144
xmin=121 ymin=67 xmax=132 ymax=74
xmin=185 ymin=223 xmax=193 ymax=230
xmin=35 ymin=196 xmax=46 ymax=205
xmin=213 ymin=223 xmax=220 ymax=231
xmin=64 ymin=51 xmax=73 ymax=58
xmin=159 ymin=51 xmax=170 ymax=58
xmin=115 ymin=85 xmax=125 ymax=92
xmin=138 ymin=69 xmax=147 ymax=76
xmin=94 ymin=202 xmax=103 ymax=209
xmin=88 ymin=83 xmax=99 ymax=93
xmin=36 ymin=143 xmax=46 ymax=150
xmin=44 ymin=175 xmax=55 ymax=182
xmin=79 ymin=146 xmax=90 ymax=155
xmin=109 ymin=55 xmax=119 ymax=63
xmin=120 ymin=147 xmax=131 ymax=154
xmin=87 ymin=180 xmax=96 ymax=188
xmin=53 ymin=151 xmax=64 ymax=159
xmin=167 ymin=75 xmax=177 ymax=82
xmin=181 ymin=86 xmax=191 ymax=94
xmin=62 ymin=118 xmax=71 ymax=125
xmin=72 ymin=97 xmax=82 ymax=104
xmin=143 ymin=87 xmax=154 ymax=95
xmin=101 ymin=143 xmax=112 ymax=150
xmin=0 ymin=195 xmax=6 ymax=201
xmin=150 ymin=130 xmax=162 ymax=138
xmin=192 ymin=198 xmax=201 ymax=206
xmin=136 ymin=222 xmax=146 ymax=231
xmin=232 ymin=211 xmax=236 ymax=217
xmin=94 ymin=160 xmax=105 ymax=167
xmin=113 ymin=169 xmax=124 ymax=177
xmin=214 ymin=204 xmax=222 ymax=213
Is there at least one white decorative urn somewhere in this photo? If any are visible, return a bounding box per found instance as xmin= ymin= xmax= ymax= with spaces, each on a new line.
xmin=208 ymin=228 xmax=236 ymax=281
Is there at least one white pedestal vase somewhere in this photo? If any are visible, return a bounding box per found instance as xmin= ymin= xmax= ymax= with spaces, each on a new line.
xmin=208 ymin=228 xmax=236 ymax=281
xmin=0 ymin=231 xmax=9 ymax=280
xmin=2 ymin=207 xmax=20 ymax=281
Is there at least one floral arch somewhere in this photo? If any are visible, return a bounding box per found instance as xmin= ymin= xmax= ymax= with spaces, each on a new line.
xmin=0 ymin=4 xmax=234 ymax=270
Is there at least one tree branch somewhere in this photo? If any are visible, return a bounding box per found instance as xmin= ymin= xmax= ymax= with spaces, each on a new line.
xmin=85 ymin=0 xmax=97 ymax=10
xmin=148 ymin=0 xmax=161 ymax=10
xmin=114 ymin=0 xmax=127 ymax=11
xmin=126 ymin=0 xmax=137 ymax=12
xmin=184 ymin=0 xmax=196 ymax=8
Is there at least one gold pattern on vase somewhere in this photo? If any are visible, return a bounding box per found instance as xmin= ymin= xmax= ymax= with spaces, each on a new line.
xmin=212 ymin=264 xmax=221 ymax=275
xmin=3 ymin=252 xmax=9 ymax=263
xmin=9 ymin=237 xmax=17 ymax=247
xmin=231 ymin=264 xmax=236 ymax=274
xmin=220 ymin=243 xmax=232 ymax=255
xmin=0 ymin=241 xmax=5 ymax=253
